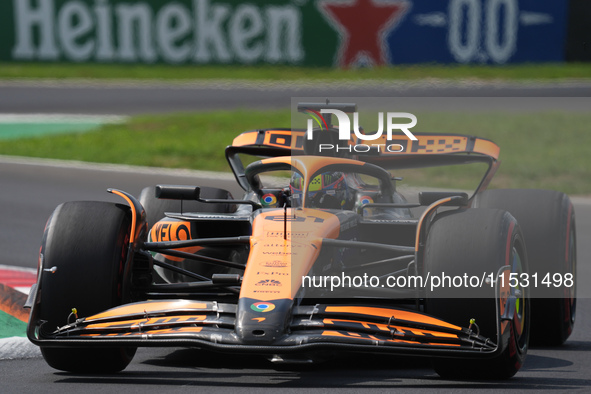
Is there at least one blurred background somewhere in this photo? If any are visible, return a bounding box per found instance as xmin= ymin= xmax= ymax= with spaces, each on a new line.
xmin=0 ymin=0 xmax=590 ymax=194
xmin=0 ymin=1 xmax=590 ymax=389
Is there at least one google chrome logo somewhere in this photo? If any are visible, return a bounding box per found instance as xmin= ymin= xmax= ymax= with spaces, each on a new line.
xmin=251 ymin=302 xmax=276 ymax=312
xmin=360 ymin=196 xmax=374 ymax=205
xmin=261 ymin=193 xmax=277 ymax=206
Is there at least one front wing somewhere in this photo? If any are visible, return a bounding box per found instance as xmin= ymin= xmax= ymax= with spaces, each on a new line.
xmin=29 ymin=299 xmax=511 ymax=359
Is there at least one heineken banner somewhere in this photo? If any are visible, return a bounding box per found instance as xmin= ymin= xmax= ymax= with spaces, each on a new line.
xmin=0 ymin=0 xmax=568 ymax=66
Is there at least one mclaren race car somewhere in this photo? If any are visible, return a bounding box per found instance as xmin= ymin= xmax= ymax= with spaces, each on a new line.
xmin=26 ymin=102 xmax=577 ymax=379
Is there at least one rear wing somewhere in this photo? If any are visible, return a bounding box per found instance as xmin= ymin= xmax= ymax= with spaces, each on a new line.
xmin=226 ymin=129 xmax=500 ymax=190
xmin=228 ymin=129 xmax=499 ymax=158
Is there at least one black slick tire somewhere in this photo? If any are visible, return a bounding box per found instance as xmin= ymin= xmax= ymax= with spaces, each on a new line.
xmin=38 ymin=201 xmax=136 ymax=373
xmin=424 ymin=208 xmax=529 ymax=379
xmin=474 ymin=189 xmax=576 ymax=345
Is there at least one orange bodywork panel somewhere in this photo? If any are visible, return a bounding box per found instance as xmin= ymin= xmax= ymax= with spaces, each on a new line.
xmin=83 ymin=315 xmax=207 ymax=331
xmin=232 ymin=129 xmax=306 ymax=150
xmin=322 ymin=318 xmax=459 ymax=339
xmin=150 ymin=219 xmax=201 ymax=261
xmin=239 ymin=208 xmax=340 ymax=301
xmin=473 ymin=138 xmax=501 ymax=159
xmin=87 ymin=300 xmax=209 ymax=321
xmin=324 ymin=306 xmax=462 ymax=331
xmin=82 ymin=326 xmax=205 ymax=337
xmin=231 ymin=131 xmax=259 ymax=147
xmin=320 ymin=330 xmax=461 ymax=346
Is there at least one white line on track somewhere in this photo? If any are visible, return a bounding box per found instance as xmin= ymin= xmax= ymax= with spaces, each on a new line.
xmin=0 ymin=264 xmax=36 ymax=275
xmin=0 ymin=337 xmax=40 ymax=360
xmin=0 ymin=155 xmax=236 ymax=181
xmin=0 ymin=114 xmax=127 ymax=123
xmin=571 ymin=196 xmax=591 ymax=205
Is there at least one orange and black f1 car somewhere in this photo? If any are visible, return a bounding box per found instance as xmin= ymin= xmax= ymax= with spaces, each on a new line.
xmin=26 ymin=102 xmax=576 ymax=379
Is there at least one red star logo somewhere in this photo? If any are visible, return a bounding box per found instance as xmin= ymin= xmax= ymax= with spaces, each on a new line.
xmin=319 ymin=0 xmax=410 ymax=67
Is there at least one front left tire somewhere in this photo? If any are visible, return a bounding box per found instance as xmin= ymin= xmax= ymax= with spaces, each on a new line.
xmin=37 ymin=201 xmax=136 ymax=373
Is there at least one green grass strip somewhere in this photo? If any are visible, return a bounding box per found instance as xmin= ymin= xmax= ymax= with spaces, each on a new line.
xmin=0 ymin=310 xmax=27 ymax=339
xmin=0 ymin=123 xmax=102 ymax=140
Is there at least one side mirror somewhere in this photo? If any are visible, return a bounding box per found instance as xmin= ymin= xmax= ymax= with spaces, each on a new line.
xmin=155 ymin=185 xmax=201 ymax=200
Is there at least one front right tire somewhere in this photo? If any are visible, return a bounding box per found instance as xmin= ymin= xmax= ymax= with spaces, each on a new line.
xmin=424 ymin=208 xmax=529 ymax=379
xmin=474 ymin=189 xmax=576 ymax=345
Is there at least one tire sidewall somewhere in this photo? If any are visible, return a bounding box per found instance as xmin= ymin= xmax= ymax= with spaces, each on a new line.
xmin=423 ymin=208 xmax=529 ymax=379
xmin=473 ymin=189 xmax=576 ymax=345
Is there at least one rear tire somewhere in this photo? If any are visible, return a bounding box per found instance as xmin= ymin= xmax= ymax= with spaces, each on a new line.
xmin=38 ymin=201 xmax=136 ymax=373
xmin=424 ymin=209 xmax=529 ymax=379
xmin=474 ymin=189 xmax=576 ymax=345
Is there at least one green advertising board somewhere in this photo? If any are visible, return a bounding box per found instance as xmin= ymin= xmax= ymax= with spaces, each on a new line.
xmin=0 ymin=0 xmax=337 ymax=66
xmin=0 ymin=0 xmax=569 ymax=66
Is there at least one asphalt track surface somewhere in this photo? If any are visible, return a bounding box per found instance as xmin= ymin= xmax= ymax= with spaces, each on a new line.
xmin=1 ymin=79 xmax=591 ymax=114
xmin=0 ymin=81 xmax=590 ymax=392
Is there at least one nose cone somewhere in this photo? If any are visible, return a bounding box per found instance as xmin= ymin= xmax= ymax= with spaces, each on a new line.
xmin=235 ymin=298 xmax=293 ymax=344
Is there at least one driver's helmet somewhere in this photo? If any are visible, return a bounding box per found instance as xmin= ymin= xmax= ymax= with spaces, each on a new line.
xmin=291 ymin=171 xmax=353 ymax=210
